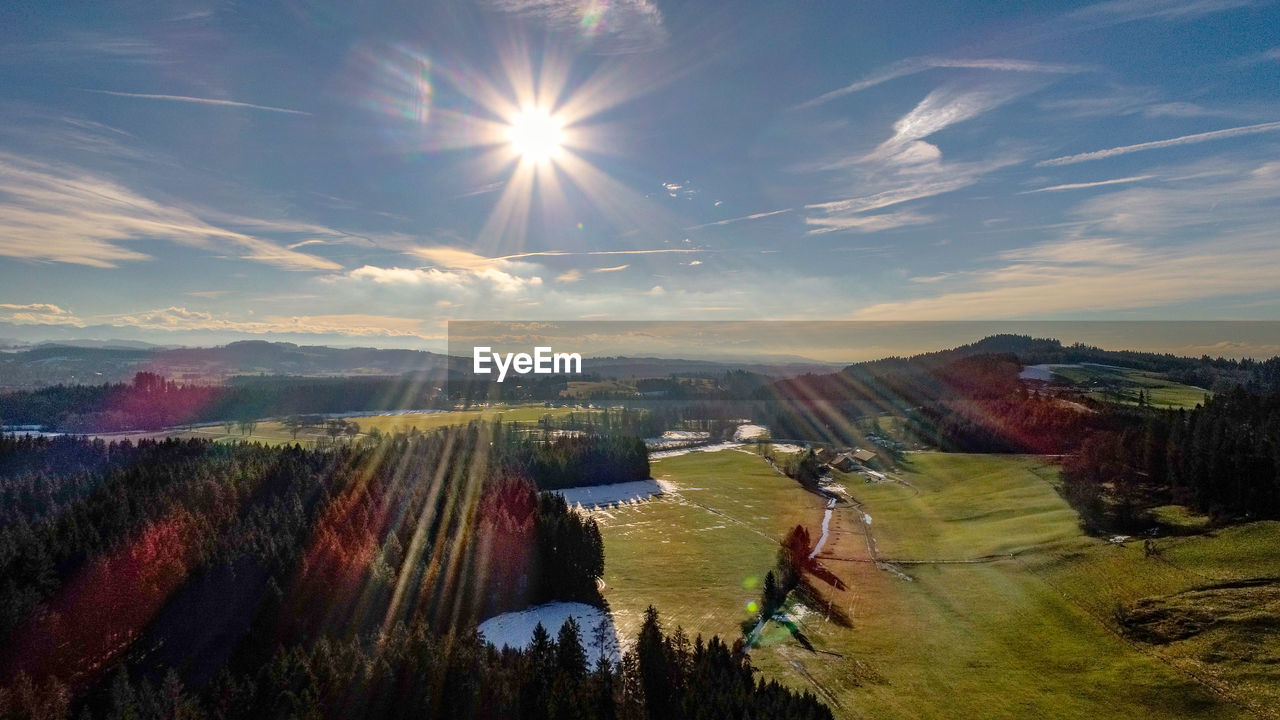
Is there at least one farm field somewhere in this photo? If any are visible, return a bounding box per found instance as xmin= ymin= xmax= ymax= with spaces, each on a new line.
xmin=596 ymin=449 xmax=1279 ymax=720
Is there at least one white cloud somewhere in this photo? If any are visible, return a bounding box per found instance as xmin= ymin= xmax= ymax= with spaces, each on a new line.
xmin=0 ymin=303 xmax=84 ymax=326
xmin=347 ymin=264 xmax=543 ymax=295
xmin=803 ymin=85 xmax=1027 ymax=234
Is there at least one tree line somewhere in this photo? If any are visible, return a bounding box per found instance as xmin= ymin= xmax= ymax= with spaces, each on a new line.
xmin=0 ymin=607 xmax=830 ymax=720
xmin=0 ymin=373 xmax=444 ymax=432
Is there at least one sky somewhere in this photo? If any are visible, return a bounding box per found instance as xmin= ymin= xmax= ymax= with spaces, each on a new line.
xmin=2 ymin=0 xmax=1279 ymax=353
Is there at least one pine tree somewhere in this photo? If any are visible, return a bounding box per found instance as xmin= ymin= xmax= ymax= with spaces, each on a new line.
xmin=557 ymin=617 xmax=588 ymax=680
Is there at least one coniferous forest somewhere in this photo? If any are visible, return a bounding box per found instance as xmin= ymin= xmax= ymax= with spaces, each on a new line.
xmin=0 ymin=426 xmax=829 ymax=720
xmin=1062 ymin=387 xmax=1280 ymax=529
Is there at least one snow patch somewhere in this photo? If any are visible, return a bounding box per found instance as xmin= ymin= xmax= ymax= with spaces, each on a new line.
xmin=650 ymin=441 xmax=744 ymax=459
xmin=1019 ymin=364 xmax=1074 ymax=381
xmin=478 ymin=602 xmax=621 ymax=664
xmin=733 ymin=424 xmax=768 ymax=441
xmin=554 ymin=479 xmax=676 ymax=508
xmin=808 ymin=497 xmax=836 ymax=559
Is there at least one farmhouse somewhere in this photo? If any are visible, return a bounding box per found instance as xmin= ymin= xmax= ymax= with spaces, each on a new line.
xmin=830 ymin=448 xmax=876 ymax=472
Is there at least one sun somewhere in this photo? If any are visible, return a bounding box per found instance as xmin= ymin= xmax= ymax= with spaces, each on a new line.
xmin=506 ymin=107 xmax=564 ymax=164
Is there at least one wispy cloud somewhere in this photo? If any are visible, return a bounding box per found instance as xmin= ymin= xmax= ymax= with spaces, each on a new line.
xmin=799 ymin=57 xmax=1087 ymax=109
xmin=855 ymin=234 xmax=1280 ymax=318
xmin=86 ymin=90 xmax=310 ymax=116
xmin=1068 ymin=0 xmax=1257 ymax=24
xmin=1021 ymin=175 xmax=1155 ymax=193
xmin=857 ymin=158 xmax=1280 ymax=317
xmin=805 ymin=209 xmax=935 ymax=235
xmin=0 ymin=152 xmax=341 ymax=271
xmin=803 ymin=84 xmax=1026 ymax=233
xmin=1038 ymin=121 xmax=1280 ymax=166
xmin=93 ymin=306 xmax=432 ymax=338
xmin=483 ymin=0 xmax=666 ymax=54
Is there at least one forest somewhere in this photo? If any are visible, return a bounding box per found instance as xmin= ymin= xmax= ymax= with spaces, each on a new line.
xmin=1062 ymin=387 xmax=1280 ymax=530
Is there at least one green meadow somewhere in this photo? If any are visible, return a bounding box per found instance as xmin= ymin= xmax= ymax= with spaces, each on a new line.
xmin=1045 ymin=364 xmax=1211 ymax=410
xmin=596 ymin=448 xmax=828 ymax=643
xmin=596 ymin=449 xmax=1280 ymax=720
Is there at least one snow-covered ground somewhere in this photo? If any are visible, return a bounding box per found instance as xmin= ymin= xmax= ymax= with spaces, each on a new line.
xmin=644 ymin=430 xmax=710 ymax=447
xmin=733 ymin=424 xmax=768 ymax=441
xmin=762 ymin=443 xmax=806 ymax=454
xmin=1019 ymin=364 xmax=1070 ymax=381
xmin=555 ymin=478 xmax=677 ymax=508
xmin=650 ymin=441 xmax=745 ymax=459
xmin=478 ymin=602 xmax=621 ymax=663
xmin=808 ymin=497 xmax=836 ymax=559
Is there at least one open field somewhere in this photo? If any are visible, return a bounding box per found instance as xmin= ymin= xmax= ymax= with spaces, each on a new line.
xmin=1029 ymin=363 xmax=1211 ymax=409
xmin=597 ymin=448 xmax=829 ymax=643
xmin=596 ymin=449 xmax=1279 ymax=719
xmin=88 ymin=404 xmax=592 ymax=446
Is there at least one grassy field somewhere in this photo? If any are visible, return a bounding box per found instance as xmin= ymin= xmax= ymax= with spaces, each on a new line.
xmin=598 ymin=449 xmax=829 ymax=643
xmin=1045 ymin=364 xmax=1211 ymax=409
xmin=98 ymin=404 xmax=591 ymax=446
xmin=595 ymin=449 xmax=1279 ymax=719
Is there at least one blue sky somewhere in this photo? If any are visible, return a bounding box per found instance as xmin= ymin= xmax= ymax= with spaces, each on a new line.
xmin=1 ymin=0 xmax=1279 ymax=350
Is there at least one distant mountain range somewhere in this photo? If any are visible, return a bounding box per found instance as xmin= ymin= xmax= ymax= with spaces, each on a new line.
xmin=0 ymin=339 xmax=838 ymax=389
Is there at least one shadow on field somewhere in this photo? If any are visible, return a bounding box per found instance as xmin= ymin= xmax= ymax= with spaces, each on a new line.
xmin=795 ymin=579 xmax=854 ymax=628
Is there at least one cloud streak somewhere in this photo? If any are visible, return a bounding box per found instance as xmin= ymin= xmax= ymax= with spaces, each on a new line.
xmin=86 ymin=90 xmax=310 ymax=115
xmin=684 ymin=208 xmax=793 ymax=230
xmin=1021 ymin=175 xmax=1155 ymax=193
xmin=799 ymin=57 xmax=1087 ymax=109
xmin=1038 ymin=121 xmax=1280 ymax=166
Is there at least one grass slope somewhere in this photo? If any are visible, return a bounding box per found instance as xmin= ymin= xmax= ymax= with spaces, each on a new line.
xmin=598 ymin=449 xmax=828 ymax=644
xmin=598 ymin=449 xmax=1275 ymax=719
